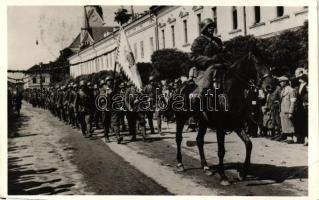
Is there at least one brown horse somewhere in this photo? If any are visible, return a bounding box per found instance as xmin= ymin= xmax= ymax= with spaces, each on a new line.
xmin=172 ymin=52 xmax=274 ymax=186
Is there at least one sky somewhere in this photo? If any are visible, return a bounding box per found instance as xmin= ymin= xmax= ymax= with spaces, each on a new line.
xmin=7 ymin=6 xmax=149 ymax=70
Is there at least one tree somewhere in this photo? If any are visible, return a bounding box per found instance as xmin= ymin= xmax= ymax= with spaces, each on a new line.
xmin=151 ymin=49 xmax=191 ymax=81
xmin=114 ymin=8 xmax=132 ymax=26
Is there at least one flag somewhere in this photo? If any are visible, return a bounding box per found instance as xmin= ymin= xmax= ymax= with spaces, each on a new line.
xmin=116 ymin=27 xmax=142 ymax=90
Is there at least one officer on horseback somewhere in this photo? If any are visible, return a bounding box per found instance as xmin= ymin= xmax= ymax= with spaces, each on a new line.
xmin=190 ymin=18 xmax=224 ymax=96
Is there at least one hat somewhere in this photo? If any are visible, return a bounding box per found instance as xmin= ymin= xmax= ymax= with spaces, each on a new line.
xmin=87 ymin=81 xmax=92 ymax=86
xmin=278 ymin=76 xmax=289 ymax=82
xmin=73 ymin=84 xmax=78 ymax=88
xmin=295 ymin=68 xmax=308 ymax=78
xmin=93 ymin=84 xmax=98 ymax=89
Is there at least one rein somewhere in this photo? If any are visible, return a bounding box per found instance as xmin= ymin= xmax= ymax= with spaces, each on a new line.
xmin=221 ymin=54 xmax=268 ymax=90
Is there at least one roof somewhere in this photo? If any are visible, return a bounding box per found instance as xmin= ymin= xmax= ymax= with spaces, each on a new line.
xmin=91 ymin=26 xmax=118 ymax=42
xmin=69 ymin=34 xmax=81 ymax=50
xmin=68 ymin=26 xmax=118 ymax=51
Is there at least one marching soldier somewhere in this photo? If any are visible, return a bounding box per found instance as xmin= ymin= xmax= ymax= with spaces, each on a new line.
xmin=93 ymin=83 xmax=102 ymax=129
xmin=99 ymin=79 xmax=112 ymax=143
xmin=142 ymin=76 xmax=162 ymax=135
xmin=105 ymin=76 xmax=123 ymax=144
xmin=125 ymin=82 xmax=147 ymax=141
xmin=75 ymin=80 xmax=94 ymax=138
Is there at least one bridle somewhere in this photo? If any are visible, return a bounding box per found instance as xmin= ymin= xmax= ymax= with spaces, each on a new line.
xmin=222 ymin=52 xmax=270 ymax=90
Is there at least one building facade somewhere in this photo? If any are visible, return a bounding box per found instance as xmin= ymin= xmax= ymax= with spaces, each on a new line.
xmin=69 ymin=6 xmax=308 ymax=78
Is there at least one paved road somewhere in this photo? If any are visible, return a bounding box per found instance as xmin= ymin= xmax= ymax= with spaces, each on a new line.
xmin=7 ymin=102 xmax=308 ymax=195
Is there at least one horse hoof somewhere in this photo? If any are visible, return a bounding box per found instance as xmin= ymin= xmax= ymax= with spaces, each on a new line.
xmin=203 ymin=166 xmax=213 ymax=176
xmin=220 ymin=179 xmax=231 ymax=186
xmin=176 ymin=163 xmax=185 ymax=172
xmin=237 ymin=171 xmax=246 ymax=181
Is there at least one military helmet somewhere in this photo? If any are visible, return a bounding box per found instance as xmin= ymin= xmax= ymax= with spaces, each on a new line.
xmin=87 ymin=81 xmax=92 ymax=86
xmin=99 ymin=79 xmax=105 ymax=86
xmin=200 ymin=18 xmax=216 ymax=33
xmin=149 ymin=76 xmax=155 ymax=82
xmin=105 ymin=76 xmax=113 ymax=82
xmin=79 ymin=80 xmax=86 ymax=87
xmin=119 ymin=82 xmax=125 ymax=89
xmin=93 ymin=84 xmax=98 ymax=89
xmin=73 ymin=83 xmax=78 ymax=88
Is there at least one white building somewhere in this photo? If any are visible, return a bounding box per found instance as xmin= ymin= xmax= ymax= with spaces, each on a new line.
xmin=68 ymin=6 xmax=308 ymax=78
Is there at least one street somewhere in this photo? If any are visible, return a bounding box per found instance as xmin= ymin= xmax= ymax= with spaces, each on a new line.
xmin=8 ymin=102 xmax=308 ymax=195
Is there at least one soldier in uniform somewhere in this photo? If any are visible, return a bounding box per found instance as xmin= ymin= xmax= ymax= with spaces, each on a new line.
xmin=105 ymin=76 xmax=123 ymax=144
xmin=125 ymin=82 xmax=147 ymax=141
xmin=142 ymin=76 xmax=162 ymax=135
xmin=93 ymin=83 xmax=102 ymax=129
xmin=62 ymin=84 xmax=70 ymax=124
xmin=68 ymin=83 xmax=77 ymax=128
xmin=75 ymin=80 xmax=94 ymax=138
xmin=99 ymin=79 xmax=112 ymax=143
xmin=190 ymin=18 xmax=224 ymax=97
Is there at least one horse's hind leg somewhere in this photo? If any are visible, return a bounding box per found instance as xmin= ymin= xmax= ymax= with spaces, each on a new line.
xmin=217 ymin=128 xmax=231 ymax=186
xmin=197 ymin=119 xmax=212 ymax=176
xmin=236 ymin=129 xmax=252 ymax=181
xmin=176 ymin=115 xmax=187 ymax=172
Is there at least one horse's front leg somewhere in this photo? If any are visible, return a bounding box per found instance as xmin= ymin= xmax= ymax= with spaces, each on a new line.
xmin=197 ymin=119 xmax=212 ymax=176
xmin=176 ymin=115 xmax=186 ymax=172
xmin=236 ymin=129 xmax=252 ymax=181
xmin=217 ymin=128 xmax=231 ymax=186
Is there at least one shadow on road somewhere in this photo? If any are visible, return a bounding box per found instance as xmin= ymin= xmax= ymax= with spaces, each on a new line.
xmin=8 ymin=113 xmax=33 ymax=138
xmin=209 ymin=162 xmax=308 ymax=184
xmin=8 ymin=155 xmax=75 ymax=195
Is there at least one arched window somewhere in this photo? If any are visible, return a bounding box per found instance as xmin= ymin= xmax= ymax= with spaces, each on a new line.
xmin=232 ymin=6 xmax=238 ymax=30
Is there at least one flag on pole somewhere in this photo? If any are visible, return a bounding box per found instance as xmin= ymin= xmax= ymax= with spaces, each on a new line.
xmin=116 ymin=27 xmax=142 ymax=90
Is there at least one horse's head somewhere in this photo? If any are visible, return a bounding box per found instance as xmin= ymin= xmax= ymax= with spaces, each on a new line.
xmin=244 ymin=51 xmax=275 ymax=92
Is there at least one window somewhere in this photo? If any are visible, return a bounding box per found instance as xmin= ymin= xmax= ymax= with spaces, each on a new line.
xmin=106 ymin=54 xmax=109 ymax=68
xmin=212 ymin=7 xmax=218 ymax=33
xmin=33 ymin=78 xmax=36 ymax=84
xmin=134 ymin=43 xmax=138 ymax=59
xmin=171 ymin=25 xmax=175 ymax=47
xmin=232 ymin=6 xmax=238 ymax=30
xmin=161 ymin=29 xmax=165 ymax=49
xmin=110 ymin=52 xmax=113 ymax=66
xmin=197 ymin=13 xmax=201 ymax=35
xmin=140 ymin=41 xmax=144 ymax=59
xmin=277 ymin=6 xmax=284 ymax=17
xmin=183 ymin=20 xmax=188 ymax=44
xmin=254 ymin=6 xmax=261 ymax=23
xmin=150 ymin=37 xmax=154 ymax=52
